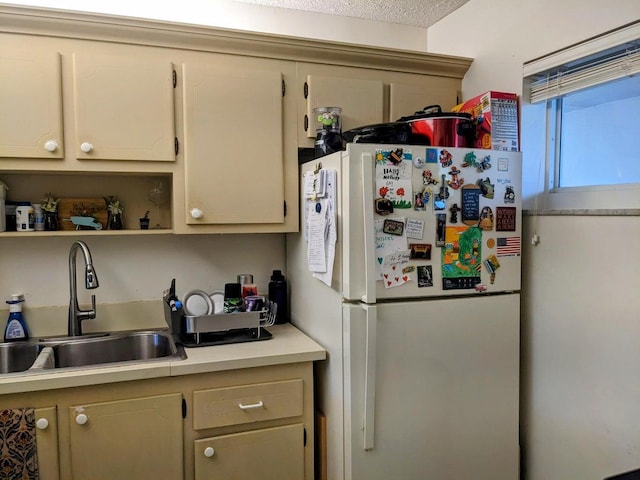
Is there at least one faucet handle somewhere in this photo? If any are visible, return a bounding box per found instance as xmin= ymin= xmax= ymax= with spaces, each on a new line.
xmin=77 ymin=295 xmax=98 ymax=322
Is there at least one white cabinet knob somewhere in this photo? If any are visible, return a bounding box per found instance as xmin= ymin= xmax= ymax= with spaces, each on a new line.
xmin=203 ymin=447 xmax=215 ymax=458
xmin=80 ymin=142 xmax=93 ymax=153
xmin=44 ymin=140 xmax=58 ymax=152
xmin=190 ymin=208 xmax=203 ymax=219
xmin=75 ymin=413 xmax=89 ymax=425
xmin=36 ymin=418 xmax=49 ymax=430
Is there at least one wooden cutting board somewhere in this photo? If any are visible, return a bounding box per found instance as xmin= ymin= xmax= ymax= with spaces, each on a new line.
xmin=57 ymin=197 xmax=108 ymax=230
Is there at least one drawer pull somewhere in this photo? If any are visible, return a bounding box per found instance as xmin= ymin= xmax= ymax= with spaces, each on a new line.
xmin=238 ymin=401 xmax=264 ymax=410
xmin=204 ymin=447 xmax=215 ymax=458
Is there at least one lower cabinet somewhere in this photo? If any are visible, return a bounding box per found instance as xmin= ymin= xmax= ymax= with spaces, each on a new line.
xmin=194 ymin=424 xmax=304 ymax=480
xmin=34 ymin=406 xmax=60 ymax=480
xmin=0 ymin=362 xmax=315 ymax=480
xmin=67 ymin=394 xmax=183 ymax=480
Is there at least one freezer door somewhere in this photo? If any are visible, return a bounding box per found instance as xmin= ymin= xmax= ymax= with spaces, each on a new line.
xmin=344 ymin=294 xmax=520 ymax=480
xmin=342 ymin=144 xmax=522 ymax=301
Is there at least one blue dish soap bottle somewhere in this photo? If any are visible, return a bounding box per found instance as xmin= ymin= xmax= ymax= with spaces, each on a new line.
xmin=4 ymin=293 xmax=28 ymax=341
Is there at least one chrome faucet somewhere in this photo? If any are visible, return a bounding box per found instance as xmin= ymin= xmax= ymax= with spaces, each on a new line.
xmin=68 ymin=240 xmax=100 ymax=336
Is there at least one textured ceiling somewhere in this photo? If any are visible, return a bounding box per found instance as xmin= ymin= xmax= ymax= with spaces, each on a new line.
xmin=233 ymin=0 xmax=469 ymax=28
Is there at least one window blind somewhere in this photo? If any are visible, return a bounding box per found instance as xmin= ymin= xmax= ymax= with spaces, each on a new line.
xmin=524 ymin=20 xmax=640 ymax=103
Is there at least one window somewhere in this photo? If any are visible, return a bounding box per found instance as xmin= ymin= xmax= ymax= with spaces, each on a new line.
xmin=522 ymin=21 xmax=640 ymax=211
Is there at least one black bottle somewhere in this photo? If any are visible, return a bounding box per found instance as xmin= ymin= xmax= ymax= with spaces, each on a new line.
xmin=268 ymin=270 xmax=288 ymax=324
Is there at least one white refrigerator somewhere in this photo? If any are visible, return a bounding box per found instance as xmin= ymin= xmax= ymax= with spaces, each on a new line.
xmin=287 ymin=143 xmax=521 ymax=480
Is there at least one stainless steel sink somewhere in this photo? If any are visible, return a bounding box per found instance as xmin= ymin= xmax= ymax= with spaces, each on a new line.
xmin=0 ymin=342 xmax=40 ymax=373
xmin=41 ymin=330 xmax=185 ymax=369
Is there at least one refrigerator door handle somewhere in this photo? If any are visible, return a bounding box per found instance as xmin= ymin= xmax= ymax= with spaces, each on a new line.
xmin=361 ymin=153 xmax=377 ymax=304
xmin=361 ymin=303 xmax=377 ymax=451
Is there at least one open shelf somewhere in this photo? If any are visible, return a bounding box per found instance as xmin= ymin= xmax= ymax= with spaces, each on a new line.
xmin=1 ymin=171 xmax=173 ymax=235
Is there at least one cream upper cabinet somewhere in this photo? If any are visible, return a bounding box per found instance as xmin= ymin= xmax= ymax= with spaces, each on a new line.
xmin=181 ymin=56 xmax=297 ymax=231
xmin=389 ymin=82 xmax=460 ymax=120
xmin=72 ymin=53 xmax=176 ymax=162
xmin=194 ymin=424 xmax=305 ymax=480
xmin=298 ymin=64 xmax=384 ymax=145
xmin=67 ymin=393 xmax=183 ymax=480
xmin=0 ymin=45 xmax=64 ymax=159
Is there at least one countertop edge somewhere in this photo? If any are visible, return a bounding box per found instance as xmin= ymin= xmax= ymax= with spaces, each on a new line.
xmin=0 ymin=324 xmax=326 ymax=394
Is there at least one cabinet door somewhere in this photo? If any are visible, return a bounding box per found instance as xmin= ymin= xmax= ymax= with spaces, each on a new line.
xmin=302 ymin=73 xmax=384 ymax=140
xmin=182 ymin=61 xmax=286 ymax=225
xmin=72 ymin=53 xmax=175 ymax=161
xmin=0 ymin=45 xmax=64 ymax=158
xmin=389 ymin=82 xmax=460 ymax=119
xmin=34 ymin=406 xmax=60 ymax=480
xmin=68 ymin=393 xmax=183 ymax=480
xmin=194 ymin=424 xmax=304 ymax=480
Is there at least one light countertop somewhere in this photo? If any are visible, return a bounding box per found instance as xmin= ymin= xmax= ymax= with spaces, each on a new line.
xmin=0 ymin=323 xmax=326 ymax=395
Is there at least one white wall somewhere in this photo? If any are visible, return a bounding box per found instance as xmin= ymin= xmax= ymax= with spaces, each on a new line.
xmin=429 ymin=2 xmax=640 ymax=479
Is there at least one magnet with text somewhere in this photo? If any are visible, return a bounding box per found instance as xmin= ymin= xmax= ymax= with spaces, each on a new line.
xmin=495 ymin=207 xmax=517 ymax=232
xmin=410 ymin=243 xmax=432 ymax=260
xmin=383 ymin=218 xmax=405 ymax=235
xmin=405 ymin=218 xmax=425 ymax=240
xmin=461 ymin=184 xmax=481 ymax=226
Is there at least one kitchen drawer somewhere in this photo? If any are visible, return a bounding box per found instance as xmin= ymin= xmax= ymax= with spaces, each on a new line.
xmin=193 ymin=379 xmax=303 ymax=430
xmin=194 ymin=424 xmax=304 ymax=480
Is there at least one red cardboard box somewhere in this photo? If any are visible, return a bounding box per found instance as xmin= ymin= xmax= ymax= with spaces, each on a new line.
xmin=452 ymin=91 xmax=519 ymax=151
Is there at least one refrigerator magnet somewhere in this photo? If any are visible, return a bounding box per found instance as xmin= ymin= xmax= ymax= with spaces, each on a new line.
xmin=409 ymin=243 xmax=432 ymax=260
xmin=405 ymin=218 xmax=424 ymax=239
xmin=417 ymin=265 xmax=433 ymax=287
xmin=449 ymin=203 xmax=461 ymax=223
xmin=422 ymin=170 xmax=438 ymax=185
xmin=447 ymin=166 xmax=464 ymax=189
xmin=478 ymin=206 xmax=494 ymax=231
xmin=435 ymin=213 xmax=446 ymax=246
xmin=461 ymin=184 xmax=481 ymax=226
xmin=434 ymin=174 xmax=449 ymax=210
xmin=383 ymin=218 xmax=404 ymax=236
xmin=375 ymin=197 xmax=394 ymax=215
xmin=439 ymin=149 xmax=453 ymax=168
xmin=504 ymin=186 xmax=516 ymax=203
xmin=495 ymin=207 xmax=516 ymax=232
xmin=477 ymin=177 xmax=495 ymax=199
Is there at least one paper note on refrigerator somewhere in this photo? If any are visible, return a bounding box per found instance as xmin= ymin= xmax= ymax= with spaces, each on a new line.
xmin=306 ymin=169 xmax=337 ymax=286
xmin=374 ymin=218 xmax=407 ymax=280
xmin=307 ymin=200 xmax=328 ymax=272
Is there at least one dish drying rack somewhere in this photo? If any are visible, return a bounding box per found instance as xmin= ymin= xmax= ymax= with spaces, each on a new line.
xmin=163 ymin=294 xmax=277 ymax=347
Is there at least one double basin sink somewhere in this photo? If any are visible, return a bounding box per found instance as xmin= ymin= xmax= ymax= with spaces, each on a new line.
xmin=0 ymin=330 xmax=185 ymax=375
